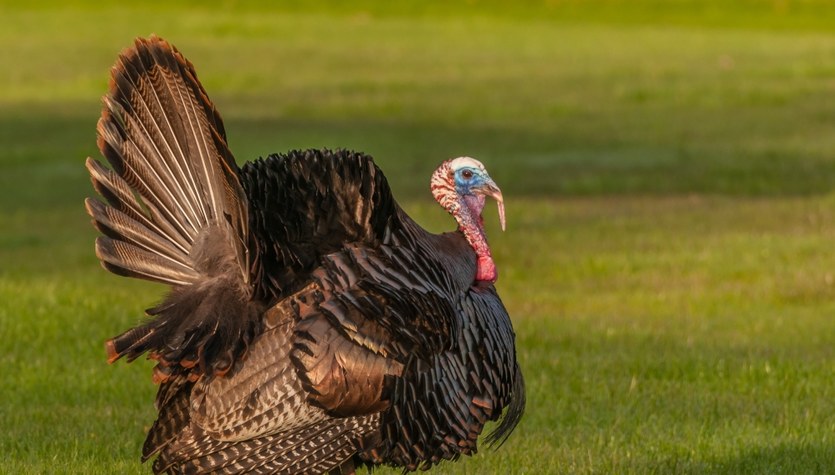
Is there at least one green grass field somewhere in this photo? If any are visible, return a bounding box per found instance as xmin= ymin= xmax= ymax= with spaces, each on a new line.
xmin=3 ymin=1 xmax=835 ymax=473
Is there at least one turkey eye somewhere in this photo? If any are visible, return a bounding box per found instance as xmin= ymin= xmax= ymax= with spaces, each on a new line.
xmin=461 ymin=169 xmax=473 ymax=179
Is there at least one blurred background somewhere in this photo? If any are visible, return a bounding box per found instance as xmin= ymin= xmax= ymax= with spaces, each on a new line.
xmin=2 ymin=1 xmax=835 ymax=473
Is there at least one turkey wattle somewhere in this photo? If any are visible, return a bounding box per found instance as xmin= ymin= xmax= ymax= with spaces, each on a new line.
xmin=87 ymin=35 xmax=525 ymax=474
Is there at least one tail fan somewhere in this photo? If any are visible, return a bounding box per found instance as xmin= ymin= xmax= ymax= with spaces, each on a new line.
xmin=86 ymin=36 xmax=259 ymax=378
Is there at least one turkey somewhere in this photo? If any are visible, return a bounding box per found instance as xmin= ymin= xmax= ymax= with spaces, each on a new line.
xmin=86 ymin=35 xmax=524 ymax=474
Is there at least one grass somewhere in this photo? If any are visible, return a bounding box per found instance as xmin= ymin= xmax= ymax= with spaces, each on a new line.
xmin=2 ymin=1 xmax=835 ymax=473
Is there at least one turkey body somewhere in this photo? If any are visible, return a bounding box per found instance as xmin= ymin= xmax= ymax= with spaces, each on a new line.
xmin=87 ymin=36 xmax=524 ymax=474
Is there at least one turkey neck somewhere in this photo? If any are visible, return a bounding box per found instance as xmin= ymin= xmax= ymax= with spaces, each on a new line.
xmin=457 ymin=194 xmax=496 ymax=283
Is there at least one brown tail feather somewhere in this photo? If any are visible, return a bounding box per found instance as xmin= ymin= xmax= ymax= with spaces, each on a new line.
xmin=86 ymin=157 xmax=193 ymax=255
xmin=95 ymin=236 xmax=198 ymax=286
xmin=89 ymin=36 xmax=259 ymax=379
xmin=107 ymin=323 xmax=161 ymax=364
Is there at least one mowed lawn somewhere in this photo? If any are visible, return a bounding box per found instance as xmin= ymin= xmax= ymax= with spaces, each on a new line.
xmin=2 ymin=2 xmax=835 ymax=474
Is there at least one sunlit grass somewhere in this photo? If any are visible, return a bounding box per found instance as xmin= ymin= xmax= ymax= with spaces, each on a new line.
xmin=3 ymin=1 xmax=835 ymax=474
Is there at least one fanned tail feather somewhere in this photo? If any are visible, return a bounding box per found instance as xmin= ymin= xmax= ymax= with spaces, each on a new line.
xmin=89 ymin=35 xmax=248 ymax=285
xmin=87 ymin=36 xmax=259 ymax=378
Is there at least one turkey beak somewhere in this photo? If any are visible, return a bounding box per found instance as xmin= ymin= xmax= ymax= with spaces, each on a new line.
xmin=473 ymin=179 xmax=506 ymax=231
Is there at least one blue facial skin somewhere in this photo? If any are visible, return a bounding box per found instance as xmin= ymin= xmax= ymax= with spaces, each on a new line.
xmin=454 ymin=167 xmax=486 ymax=196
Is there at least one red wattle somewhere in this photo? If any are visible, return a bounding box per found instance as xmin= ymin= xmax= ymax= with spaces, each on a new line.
xmin=475 ymin=255 xmax=498 ymax=283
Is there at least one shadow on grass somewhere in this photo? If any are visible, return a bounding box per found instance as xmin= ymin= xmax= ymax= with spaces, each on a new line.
xmin=669 ymin=443 xmax=835 ymax=475
xmin=715 ymin=443 xmax=835 ymax=474
xmin=5 ymin=108 xmax=835 ymax=212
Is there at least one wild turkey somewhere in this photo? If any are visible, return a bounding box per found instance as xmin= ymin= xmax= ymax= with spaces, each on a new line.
xmin=86 ymin=36 xmax=524 ymax=474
